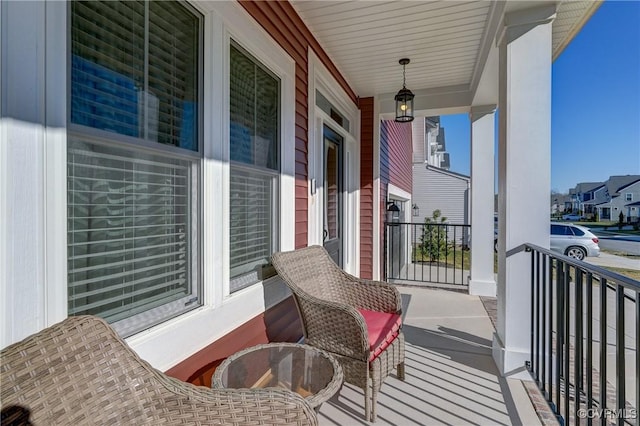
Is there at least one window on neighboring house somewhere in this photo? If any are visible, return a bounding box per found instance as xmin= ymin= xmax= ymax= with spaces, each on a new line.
xmin=626 ymin=193 xmax=633 ymax=201
xmin=68 ymin=0 xmax=202 ymax=336
xmin=229 ymin=42 xmax=280 ymax=293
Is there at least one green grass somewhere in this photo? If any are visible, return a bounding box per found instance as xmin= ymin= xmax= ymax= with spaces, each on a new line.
xmin=412 ymin=245 xmax=471 ymax=270
xmin=606 ymin=267 xmax=640 ymax=281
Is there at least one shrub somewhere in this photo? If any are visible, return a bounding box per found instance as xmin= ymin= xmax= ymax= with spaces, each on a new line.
xmin=419 ymin=210 xmax=451 ymax=262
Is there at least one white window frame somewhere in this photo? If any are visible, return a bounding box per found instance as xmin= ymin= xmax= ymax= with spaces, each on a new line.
xmin=228 ymin=42 xmax=282 ymax=293
xmin=66 ymin=1 xmax=204 ymax=337
xmin=625 ymin=193 xmax=633 ymax=201
xmin=219 ymin=13 xmax=296 ymax=300
xmin=27 ymin=0 xmax=296 ymax=370
xmin=125 ymin=2 xmax=295 ymax=369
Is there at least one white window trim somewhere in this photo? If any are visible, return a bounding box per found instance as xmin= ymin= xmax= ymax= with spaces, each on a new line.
xmin=126 ymin=1 xmax=296 ymax=370
xmin=307 ymin=50 xmax=360 ymax=276
xmin=25 ymin=0 xmax=297 ymax=369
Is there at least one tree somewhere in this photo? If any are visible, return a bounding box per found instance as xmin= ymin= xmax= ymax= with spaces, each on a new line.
xmin=419 ymin=210 xmax=450 ymax=262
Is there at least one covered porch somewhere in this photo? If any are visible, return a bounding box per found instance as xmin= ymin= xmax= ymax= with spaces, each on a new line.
xmin=317 ymin=286 xmax=546 ymax=425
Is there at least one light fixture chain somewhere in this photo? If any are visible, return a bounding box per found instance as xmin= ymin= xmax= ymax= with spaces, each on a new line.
xmin=402 ymin=63 xmax=406 ymax=88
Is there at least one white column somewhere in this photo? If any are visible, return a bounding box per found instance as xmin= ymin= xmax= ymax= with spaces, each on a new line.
xmin=469 ymin=105 xmax=497 ymax=296
xmin=493 ymin=5 xmax=555 ymax=378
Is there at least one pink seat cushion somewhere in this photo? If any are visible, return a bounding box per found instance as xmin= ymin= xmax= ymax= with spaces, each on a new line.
xmin=357 ymin=309 xmax=402 ymax=361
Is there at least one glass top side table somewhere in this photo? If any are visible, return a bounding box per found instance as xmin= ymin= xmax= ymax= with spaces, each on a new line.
xmin=212 ymin=342 xmax=343 ymax=410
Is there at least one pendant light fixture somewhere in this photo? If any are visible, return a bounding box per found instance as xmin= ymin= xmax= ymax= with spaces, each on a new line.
xmin=395 ymin=58 xmax=414 ymax=122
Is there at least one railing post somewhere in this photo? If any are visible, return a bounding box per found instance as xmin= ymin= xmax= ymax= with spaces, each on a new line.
xmin=383 ymin=222 xmax=388 ymax=281
xmin=586 ymin=272 xmax=594 ymax=426
xmin=615 ymin=285 xmax=625 ymax=426
xmin=547 ymin=256 xmax=554 ymax=405
xmin=530 ymin=250 xmax=536 ymax=380
xmin=563 ymin=264 xmax=571 ymax=424
xmin=541 ymin=254 xmax=547 ymax=396
xmin=599 ymin=278 xmax=608 ymax=424
xmin=536 ymin=251 xmax=541 ymax=384
xmin=555 ymin=259 xmax=564 ymax=416
xmin=636 ymin=291 xmax=639 ymax=426
xmin=575 ymin=269 xmax=584 ymax=421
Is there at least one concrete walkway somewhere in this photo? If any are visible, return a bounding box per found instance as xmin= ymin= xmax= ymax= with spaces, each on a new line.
xmin=317 ymin=287 xmax=541 ymax=425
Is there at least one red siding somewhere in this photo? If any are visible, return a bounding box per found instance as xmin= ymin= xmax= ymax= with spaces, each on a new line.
xmin=165 ymin=297 xmax=302 ymax=386
xmin=359 ymin=97 xmax=375 ymax=279
xmin=380 ymin=120 xmax=413 ymax=194
xmin=379 ymin=120 xmax=413 ymax=269
xmin=239 ymin=1 xmax=357 ymax=248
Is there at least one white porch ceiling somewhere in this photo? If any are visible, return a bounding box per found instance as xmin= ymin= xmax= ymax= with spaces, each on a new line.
xmin=290 ymin=0 xmax=601 ymax=100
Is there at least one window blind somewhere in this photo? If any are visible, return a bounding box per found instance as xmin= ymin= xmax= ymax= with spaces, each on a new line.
xmin=71 ymin=0 xmax=199 ymax=151
xmin=228 ymin=42 xmax=280 ymax=292
xmin=229 ymin=166 xmax=277 ymax=292
xmin=67 ymin=140 xmax=195 ymax=327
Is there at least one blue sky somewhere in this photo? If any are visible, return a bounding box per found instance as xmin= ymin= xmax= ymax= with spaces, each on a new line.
xmin=440 ymin=0 xmax=640 ymax=194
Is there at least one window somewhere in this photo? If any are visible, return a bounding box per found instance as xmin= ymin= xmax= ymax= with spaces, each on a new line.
xmin=68 ymin=0 xmax=202 ymax=336
xmin=551 ymin=225 xmax=571 ymax=235
xmin=229 ymin=43 xmax=280 ymax=292
xmin=570 ymin=226 xmax=585 ymax=236
xmin=626 ymin=193 xmax=633 ymax=201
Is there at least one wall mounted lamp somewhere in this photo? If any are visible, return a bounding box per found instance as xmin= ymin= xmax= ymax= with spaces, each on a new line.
xmin=386 ymin=201 xmax=400 ymax=223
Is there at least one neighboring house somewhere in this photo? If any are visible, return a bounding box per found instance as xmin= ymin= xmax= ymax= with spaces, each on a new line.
xmin=594 ymin=175 xmax=640 ymax=221
xmin=551 ymin=194 xmax=570 ymax=215
xmin=413 ymin=116 xmax=449 ymax=169
xmin=413 ymin=165 xmax=470 ymax=225
xmin=1 ymin=0 xmax=599 ymax=384
xmin=568 ymin=182 xmax=604 ymax=217
xmin=411 ymin=116 xmax=468 ymax=224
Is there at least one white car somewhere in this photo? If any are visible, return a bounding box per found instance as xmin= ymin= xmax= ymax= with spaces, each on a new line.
xmin=561 ymin=213 xmax=582 ymax=221
xmin=550 ymin=223 xmax=600 ymax=260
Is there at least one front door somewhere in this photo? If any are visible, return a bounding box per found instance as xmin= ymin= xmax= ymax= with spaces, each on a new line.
xmin=323 ymin=125 xmax=343 ymax=267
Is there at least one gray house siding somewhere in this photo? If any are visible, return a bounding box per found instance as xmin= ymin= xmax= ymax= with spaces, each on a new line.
xmin=412 ymin=165 xmax=470 ymax=225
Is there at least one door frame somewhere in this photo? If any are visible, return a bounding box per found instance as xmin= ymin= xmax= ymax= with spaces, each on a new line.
xmin=307 ymin=51 xmax=360 ymax=275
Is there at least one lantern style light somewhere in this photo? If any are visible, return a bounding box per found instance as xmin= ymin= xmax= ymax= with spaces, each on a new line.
xmin=412 ymin=203 xmax=419 ymax=217
xmin=395 ymin=58 xmax=414 ymax=122
xmin=386 ymin=201 xmax=401 ymax=223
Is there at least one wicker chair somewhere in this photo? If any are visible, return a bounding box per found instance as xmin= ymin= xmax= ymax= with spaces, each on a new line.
xmin=272 ymin=245 xmax=405 ymax=422
xmin=0 ymin=315 xmax=317 ymax=425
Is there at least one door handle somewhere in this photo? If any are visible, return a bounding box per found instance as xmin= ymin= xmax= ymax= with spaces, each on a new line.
xmin=323 ymin=229 xmax=328 ymax=242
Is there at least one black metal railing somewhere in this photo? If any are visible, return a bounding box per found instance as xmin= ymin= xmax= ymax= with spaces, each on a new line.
xmin=524 ymin=243 xmax=639 ymax=425
xmin=384 ymin=222 xmax=471 ymax=286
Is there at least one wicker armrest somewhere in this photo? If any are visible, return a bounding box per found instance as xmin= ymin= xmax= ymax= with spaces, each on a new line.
xmin=297 ymin=294 xmax=370 ymax=361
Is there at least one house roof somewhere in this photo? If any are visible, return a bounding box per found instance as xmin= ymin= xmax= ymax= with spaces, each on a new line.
xmin=569 ymin=182 xmax=604 ymax=195
xmin=424 ymin=164 xmax=470 ymax=182
xmin=290 ymin=1 xmax=601 ymax=109
xmin=611 ymin=176 xmax=640 ymax=193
